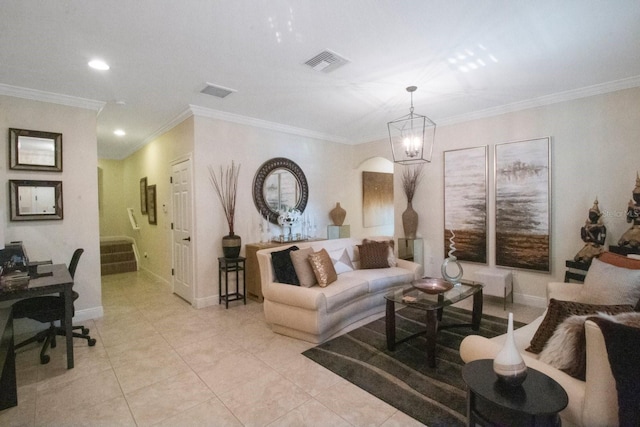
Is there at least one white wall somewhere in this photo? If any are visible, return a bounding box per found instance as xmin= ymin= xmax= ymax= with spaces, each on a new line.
xmin=0 ymin=95 xmax=103 ymax=326
xmin=358 ymin=87 xmax=640 ymax=306
xmin=191 ymin=115 xmax=359 ymax=305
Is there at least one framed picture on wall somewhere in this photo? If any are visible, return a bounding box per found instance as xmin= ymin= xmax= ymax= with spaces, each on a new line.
xmin=443 ymin=146 xmax=488 ymax=263
xmin=140 ymin=177 xmax=148 ymax=214
xmin=495 ymin=137 xmax=551 ymax=272
xmin=147 ymin=184 xmax=157 ymax=225
xmin=362 ymin=171 xmax=393 ymax=227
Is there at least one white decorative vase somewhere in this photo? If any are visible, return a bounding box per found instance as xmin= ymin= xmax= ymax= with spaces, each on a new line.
xmin=493 ymin=312 xmax=527 ymax=386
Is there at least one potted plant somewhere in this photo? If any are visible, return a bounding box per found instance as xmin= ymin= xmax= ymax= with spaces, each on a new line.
xmin=401 ymin=164 xmax=424 ymax=239
xmin=208 ymin=161 xmax=241 ymax=258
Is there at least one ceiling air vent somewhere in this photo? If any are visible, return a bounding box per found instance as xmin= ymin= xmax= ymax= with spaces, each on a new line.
xmin=200 ymin=83 xmax=236 ymax=98
xmin=304 ymin=50 xmax=350 ymax=73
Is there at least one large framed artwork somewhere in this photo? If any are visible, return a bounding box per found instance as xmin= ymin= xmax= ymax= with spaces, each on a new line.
xmin=495 ymin=137 xmax=551 ymax=272
xmin=362 ymin=171 xmax=393 ymax=227
xmin=140 ymin=177 xmax=148 ymax=214
xmin=443 ymin=146 xmax=488 ymax=263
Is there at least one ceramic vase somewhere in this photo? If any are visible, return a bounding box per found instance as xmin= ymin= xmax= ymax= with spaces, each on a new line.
xmin=493 ymin=312 xmax=527 ymax=386
xmin=222 ymin=233 xmax=241 ymax=258
xmin=330 ymin=202 xmax=347 ymax=226
xmin=402 ymin=202 xmax=418 ymax=239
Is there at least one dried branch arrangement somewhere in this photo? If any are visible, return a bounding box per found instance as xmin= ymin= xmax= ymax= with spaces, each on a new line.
xmin=208 ymin=161 xmax=241 ymax=235
xmin=401 ymin=164 xmax=424 ymax=203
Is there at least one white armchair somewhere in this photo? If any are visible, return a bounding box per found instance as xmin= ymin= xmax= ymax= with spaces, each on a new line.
xmin=459 ymin=282 xmax=618 ymax=427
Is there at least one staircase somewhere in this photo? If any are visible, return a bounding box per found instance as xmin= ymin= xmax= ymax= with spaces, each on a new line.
xmin=100 ymin=240 xmax=137 ymax=275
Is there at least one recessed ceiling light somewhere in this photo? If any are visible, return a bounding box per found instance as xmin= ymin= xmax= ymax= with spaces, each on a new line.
xmin=114 ymin=129 xmax=126 ymax=136
xmin=88 ymin=59 xmax=110 ymax=71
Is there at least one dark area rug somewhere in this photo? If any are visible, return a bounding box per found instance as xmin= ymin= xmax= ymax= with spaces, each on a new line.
xmin=302 ymin=306 xmax=523 ymax=426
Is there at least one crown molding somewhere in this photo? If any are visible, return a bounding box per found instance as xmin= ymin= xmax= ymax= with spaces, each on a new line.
xmin=0 ymin=83 xmax=105 ymax=112
xmin=188 ymin=104 xmax=351 ymax=144
xmin=438 ymin=75 xmax=640 ymax=127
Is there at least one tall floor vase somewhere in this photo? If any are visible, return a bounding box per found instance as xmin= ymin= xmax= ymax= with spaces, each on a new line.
xmin=402 ymin=202 xmax=418 ymax=239
xmin=222 ymin=233 xmax=241 ymax=258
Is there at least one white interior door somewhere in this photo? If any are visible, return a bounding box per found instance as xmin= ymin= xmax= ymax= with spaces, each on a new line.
xmin=171 ymin=158 xmax=194 ymax=303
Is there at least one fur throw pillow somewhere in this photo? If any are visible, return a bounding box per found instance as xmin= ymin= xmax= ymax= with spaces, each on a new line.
xmin=539 ymin=312 xmax=640 ymax=380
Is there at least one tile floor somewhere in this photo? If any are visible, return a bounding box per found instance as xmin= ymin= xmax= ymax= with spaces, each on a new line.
xmin=2 ymin=272 xmax=544 ymax=426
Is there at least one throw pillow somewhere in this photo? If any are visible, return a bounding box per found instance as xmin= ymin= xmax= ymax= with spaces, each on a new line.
xmin=328 ymin=248 xmax=354 ymax=275
xmin=539 ymin=314 xmax=590 ymax=380
xmin=308 ymin=249 xmax=338 ymax=287
xmin=526 ymin=298 xmax=634 ymax=354
xmin=358 ymin=241 xmax=391 ymax=269
xmin=270 ymin=246 xmax=299 ymax=285
xmin=598 ymin=251 xmax=640 ymax=270
xmin=363 ymin=238 xmax=397 ymax=267
xmin=539 ymin=312 xmax=640 ymax=381
xmin=290 ymin=247 xmax=317 ymax=288
xmin=590 ymin=315 xmax=640 ymax=427
xmin=579 ymin=257 xmax=640 ymax=306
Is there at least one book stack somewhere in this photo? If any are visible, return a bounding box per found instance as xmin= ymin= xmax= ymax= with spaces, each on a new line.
xmin=0 ymin=270 xmax=30 ymax=289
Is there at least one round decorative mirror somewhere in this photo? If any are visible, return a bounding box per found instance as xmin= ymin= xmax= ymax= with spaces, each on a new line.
xmin=253 ymin=157 xmax=308 ymax=224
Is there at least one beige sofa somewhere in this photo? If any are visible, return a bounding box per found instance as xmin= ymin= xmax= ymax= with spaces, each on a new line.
xmin=460 ymin=282 xmax=618 ymax=427
xmin=257 ymin=237 xmax=423 ymax=343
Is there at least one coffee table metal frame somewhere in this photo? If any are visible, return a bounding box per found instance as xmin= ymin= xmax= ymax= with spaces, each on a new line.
xmin=384 ymin=280 xmax=484 ymax=367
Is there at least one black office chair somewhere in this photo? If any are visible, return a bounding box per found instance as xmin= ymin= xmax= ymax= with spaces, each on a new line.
xmin=13 ymin=249 xmax=96 ymax=364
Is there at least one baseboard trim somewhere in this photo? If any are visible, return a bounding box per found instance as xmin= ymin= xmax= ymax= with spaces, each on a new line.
xmin=514 ymin=292 xmax=547 ymax=308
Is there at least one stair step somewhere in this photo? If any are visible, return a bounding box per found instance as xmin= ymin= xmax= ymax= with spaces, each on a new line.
xmin=101 ymin=260 xmax=137 ymax=276
xmin=100 ymin=241 xmax=133 ymax=254
xmin=101 ymin=252 xmax=136 ymax=263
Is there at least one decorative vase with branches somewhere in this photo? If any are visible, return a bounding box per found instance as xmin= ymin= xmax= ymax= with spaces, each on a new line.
xmin=208 ymin=161 xmax=242 ymax=258
xmin=401 ymin=165 xmax=424 ymax=239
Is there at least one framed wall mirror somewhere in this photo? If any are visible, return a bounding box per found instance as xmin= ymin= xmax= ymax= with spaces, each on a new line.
xmin=9 ymin=128 xmax=63 ymax=172
xmin=9 ymin=180 xmax=63 ymax=221
xmin=253 ymin=157 xmax=308 ymax=224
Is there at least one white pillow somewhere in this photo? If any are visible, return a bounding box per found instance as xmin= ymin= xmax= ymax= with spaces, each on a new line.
xmin=328 ymin=248 xmax=354 ymax=274
xmin=579 ymin=257 xmax=640 ymax=306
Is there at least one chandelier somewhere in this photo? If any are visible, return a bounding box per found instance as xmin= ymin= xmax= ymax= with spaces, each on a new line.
xmin=387 ymin=86 xmax=436 ymax=165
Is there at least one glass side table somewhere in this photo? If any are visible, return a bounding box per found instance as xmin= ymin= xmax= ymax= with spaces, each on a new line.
xmin=218 ymin=256 xmax=246 ymax=309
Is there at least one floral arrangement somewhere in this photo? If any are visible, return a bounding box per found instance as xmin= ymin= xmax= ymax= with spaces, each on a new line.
xmin=401 ymin=164 xmax=424 ymax=203
xmin=208 ymin=161 xmax=240 ymax=235
xmin=277 ymin=208 xmax=302 ymax=228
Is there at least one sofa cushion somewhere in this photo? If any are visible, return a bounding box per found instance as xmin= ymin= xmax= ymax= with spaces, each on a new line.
xmin=358 ymin=241 xmax=391 ymax=269
xmin=526 ymin=298 xmax=634 ymax=354
xmin=291 ymin=247 xmax=317 ymax=288
xmin=321 ymin=275 xmax=370 ymax=312
xmin=354 ymin=267 xmax=415 ymax=294
xmin=579 ymin=257 xmax=640 ymax=306
xmin=328 ymin=248 xmax=354 ymax=274
xmin=598 ymin=251 xmax=640 ymax=269
xmin=308 ymin=249 xmax=338 ymax=287
xmin=271 ymin=246 xmax=299 ymax=285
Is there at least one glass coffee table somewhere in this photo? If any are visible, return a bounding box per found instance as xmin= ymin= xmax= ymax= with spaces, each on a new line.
xmin=384 ymin=279 xmax=484 ymax=367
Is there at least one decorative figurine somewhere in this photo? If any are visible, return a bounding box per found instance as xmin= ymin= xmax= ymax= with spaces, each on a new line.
xmin=574 ymin=198 xmax=607 ymax=262
xmin=442 ymin=230 xmax=463 ymax=284
xmin=618 ymin=173 xmax=640 ymax=249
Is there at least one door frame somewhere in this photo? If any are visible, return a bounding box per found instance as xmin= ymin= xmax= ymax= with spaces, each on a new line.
xmin=170 ymin=154 xmax=196 ymax=304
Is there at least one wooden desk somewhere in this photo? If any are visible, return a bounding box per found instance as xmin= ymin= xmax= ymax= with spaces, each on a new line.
xmin=0 ymin=307 xmax=17 ymax=410
xmin=0 ymin=264 xmax=74 ymax=369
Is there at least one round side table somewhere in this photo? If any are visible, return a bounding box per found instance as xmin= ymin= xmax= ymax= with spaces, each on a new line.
xmin=462 ymin=359 xmax=568 ymax=427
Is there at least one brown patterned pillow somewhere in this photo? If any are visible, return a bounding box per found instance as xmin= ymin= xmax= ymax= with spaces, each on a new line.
xmin=363 ymin=238 xmax=397 ymax=266
xmin=526 ymin=298 xmax=634 ymax=354
xmin=358 ymin=241 xmax=391 ymax=269
xmin=308 ymin=249 xmax=337 ymax=287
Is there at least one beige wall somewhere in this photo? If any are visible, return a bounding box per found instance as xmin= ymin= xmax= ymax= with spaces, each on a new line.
xmin=359 ymin=87 xmax=640 ymax=306
xmin=0 ymin=95 xmax=102 ymax=323
xmin=98 ymin=159 xmax=127 ymax=236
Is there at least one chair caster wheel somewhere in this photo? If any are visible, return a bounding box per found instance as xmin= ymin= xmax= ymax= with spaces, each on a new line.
xmin=88 ymin=338 xmax=97 ymax=346
xmin=40 ymin=355 xmax=50 ymax=364
xmin=82 ymin=328 xmax=89 ymax=335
